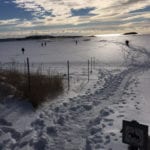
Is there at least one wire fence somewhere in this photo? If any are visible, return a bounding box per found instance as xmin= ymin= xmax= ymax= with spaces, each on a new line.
xmin=0 ymin=58 xmax=99 ymax=91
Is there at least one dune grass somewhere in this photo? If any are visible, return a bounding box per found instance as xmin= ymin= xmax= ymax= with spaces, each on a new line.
xmin=0 ymin=69 xmax=64 ymax=108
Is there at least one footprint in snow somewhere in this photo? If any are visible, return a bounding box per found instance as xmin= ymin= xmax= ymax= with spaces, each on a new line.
xmin=117 ymin=115 xmax=124 ymax=118
xmin=93 ymin=84 xmax=97 ymax=88
xmin=47 ymin=126 xmax=57 ymax=136
xmin=122 ymin=101 xmax=127 ymax=104
xmin=110 ymin=132 xmax=116 ymax=137
xmin=1 ymin=126 xmax=21 ymax=141
xmin=100 ymin=108 xmax=113 ymax=117
xmin=89 ymin=116 xmax=101 ymax=126
xmin=83 ymin=104 xmax=92 ymax=111
xmin=70 ymin=105 xmax=82 ymax=111
xmin=33 ymin=138 xmax=48 ymax=150
xmin=114 ymin=138 xmax=118 ymax=141
xmin=93 ymin=101 xmax=101 ymax=106
xmin=57 ymin=116 xmax=65 ymax=126
xmin=90 ymin=127 xmax=102 ymax=135
xmin=63 ymin=102 xmax=68 ymax=107
xmin=113 ymin=102 xmax=119 ymax=104
xmin=0 ymin=119 xmax=12 ymax=126
xmin=95 ymin=144 xmax=104 ymax=149
xmin=19 ymin=141 xmax=29 ymax=148
xmin=104 ymin=135 xmax=111 ymax=145
xmin=135 ymin=107 xmax=140 ymax=110
xmin=102 ymin=124 xmax=106 ymax=128
xmin=103 ymin=118 xmax=114 ymax=122
xmin=85 ymin=91 xmax=90 ymax=95
xmin=119 ymin=111 xmax=125 ymax=113
xmin=39 ymin=113 xmax=44 ymax=119
xmin=103 ymin=119 xmax=114 ymax=127
xmin=135 ymin=84 xmax=138 ymax=88
xmin=54 ymin=107 xmax=59 ymax=113
xmin=31 ymin=119 xmax=45 ymax=130
xmin=108 ymin=122 xmax=113 ymax=126
xmin=85 ymin=138 xmax=92 ymax=150
xmin=91 ymin=135 xmax=103 ymax=144
xmin=21 ymin=129 xmax=33 ymax=138
xmin=118 ymin=105 xmax=124 ymax=108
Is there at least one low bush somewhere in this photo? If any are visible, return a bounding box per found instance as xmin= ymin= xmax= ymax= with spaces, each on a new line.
xmin=0 ymin=69 xmax=64 ymax=108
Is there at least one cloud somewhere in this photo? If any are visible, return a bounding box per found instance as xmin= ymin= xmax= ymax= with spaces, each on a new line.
xmin=0 ymin=0 xmax=150 ymax=37
xmin=11 ymin=0 xmax=150 ymax=24
xmin=0 ymin=19 xmax=20 ymax=26
xmin=122 ymin=12 xmax=150 ymax=21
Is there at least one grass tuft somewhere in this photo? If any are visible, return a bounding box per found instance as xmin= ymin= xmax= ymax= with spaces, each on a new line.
xmin=0 ymin=69 xmax=64 ymax=108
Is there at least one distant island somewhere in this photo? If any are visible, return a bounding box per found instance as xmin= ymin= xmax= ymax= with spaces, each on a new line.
xmin=123 ymin=32 xmax=138 ymax=35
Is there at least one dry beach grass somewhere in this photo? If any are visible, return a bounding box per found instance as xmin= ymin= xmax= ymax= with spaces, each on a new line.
xmin=0 ymin=68 xmax=64 ymax=108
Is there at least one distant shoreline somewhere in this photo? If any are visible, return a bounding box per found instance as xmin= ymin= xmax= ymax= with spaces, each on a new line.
xmin=0 ymin=35 xmax=85 ymax=42
xmin=0 ymin=33 xmax=150 ymax=42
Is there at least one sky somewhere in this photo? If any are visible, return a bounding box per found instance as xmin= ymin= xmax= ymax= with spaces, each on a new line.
xmin=0 ymin=0 xmax=150 ymax=38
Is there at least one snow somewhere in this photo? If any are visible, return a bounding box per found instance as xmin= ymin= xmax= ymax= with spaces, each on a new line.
xmin=0 ymin=34 xmax=150 ymax=149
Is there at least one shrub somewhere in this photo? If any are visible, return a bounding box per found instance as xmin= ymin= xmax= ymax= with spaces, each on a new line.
xmin=0 ymin=69 xmax=64 ymax=108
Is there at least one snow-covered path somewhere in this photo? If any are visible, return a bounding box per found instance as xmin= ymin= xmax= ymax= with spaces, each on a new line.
xmin=39 ymin=67 xmax=140 ymax=150
xmin=1 ymin=66 xmax=147 ymax=150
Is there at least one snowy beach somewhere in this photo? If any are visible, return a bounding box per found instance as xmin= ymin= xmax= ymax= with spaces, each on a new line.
xmin=0 ymin=34 xmax=150 ymax=150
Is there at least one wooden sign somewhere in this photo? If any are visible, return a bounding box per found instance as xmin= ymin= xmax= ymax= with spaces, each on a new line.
xmin=122 ymin=120 xmax=148 ymax=149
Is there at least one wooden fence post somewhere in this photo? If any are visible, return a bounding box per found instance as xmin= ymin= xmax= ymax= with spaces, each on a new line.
xmin=24 ymin=60 xmax=26 ymax=74
xmin=93 ymin=57 xmax=96 ymax=69
xmin=27 ymin=57 xmax=31 ymax=95
xmin=88 ymin=59 xmax=90 ymax=82
xmin=67 ymin=60 xmax=70 ymax=90
xmin=91 ymin=57 xmax=92 ymax=73
xmin=0 ymin=62 xmax=2 ymax=72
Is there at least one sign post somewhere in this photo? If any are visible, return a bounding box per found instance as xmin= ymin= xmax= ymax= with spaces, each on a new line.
xmin=122 ymin=120 xmax=148 ymax=150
